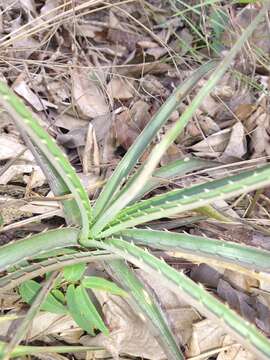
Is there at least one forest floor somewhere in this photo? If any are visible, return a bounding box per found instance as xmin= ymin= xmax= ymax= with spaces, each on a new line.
xmin=0 ymin=1 xmax=270 ymax=359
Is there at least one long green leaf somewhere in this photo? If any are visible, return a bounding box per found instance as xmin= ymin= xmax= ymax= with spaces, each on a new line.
xmin=119 ymin=156 xmax=217 ymax=203
xmin=0 ymin=251 xmax=118 ymax=291
xmin=66 ymin=284 xmax=109 ymax=336
xmin=113 ymin=156 xmax=229 ymax=223
xmin=82 ymin=276 xmax=127 ymax=296
xmin=66 ymin=284 xmax=96 ymax=336
xmin=91 ymin=4 xmax=268 ymax=237
xmin=120 ymin=228 xmax=270 ymax=277
xmin=0 ymin=228 xmax=80 ymax=272
xmin=93 ymin=61 xmax=217 ymax=219
xmin=1 ymin=272 xmax=60 ymax=360
xmin=25 ymin=138 xmax=83 ymax=226
xmin=0 ymin=342 xmax=103 ymax=358
xmin=88 ymin=237 xmax=270 ymax=360
xmin=0 ymin=82 xmax=92 ymax=240
xmin=99 ymin=163 xmax=270 ymax=237
xmin=1 ymin=95 xmax=185 ymax=360
xmin=105 ymin=260 xmax=185 ymax=360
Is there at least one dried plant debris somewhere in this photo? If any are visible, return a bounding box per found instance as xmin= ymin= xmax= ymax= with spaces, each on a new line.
xmin=80 ymin=270 xmax=200 ymax=359
xmin=0 ymin=1 xmax=270 ymax=359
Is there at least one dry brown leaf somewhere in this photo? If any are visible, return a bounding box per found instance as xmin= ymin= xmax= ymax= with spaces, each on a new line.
xmin=56 ymin=113 xmax=112 ymax=151
xmin=235 ymin=103 xmax=256 ymax=121
xmin=199 ymin=92 xmax=222 ymax=117
xmin=139 ymin=271 xmax=199 ymax=345
xmin=114 ymin=101 xmax=151 ymax=150
xmin=140 ymin=74 xmax=170 ymax=98
xmin=57 ymin=127 xmax=87 ymax=149
xmin=0 ymin=12 xmax=3 ymax=34
xmin=107 ymin=28 xmax=145 ymax=51
xmin=191 ymin=264 xmax=222 ymax=288
xmin=107 ymin=77 xmax=135 ymax=100
xmin=0 ymin=164 xmax=45 ymax=187
xmin=186 ymin=319 xmax=227 ymax=357
xmin=222 ymin=7 xmax=270 ymax=70
xmin=254 ymin=294 xmax=270 ymax=335
xmin=82 ymin=123 xmax=100 ymax=175
xmin=12 ymin=36 xmax=40 ymax=59
xmin=146 ymin=46 xmax=167 ymax=59
xmin=221 ymin=122 xmax=247 ymax=161
xmin=0 ymin=312 xmax=82 ymax=343
xmin=114 ymin=109 xmax=138 ymax=150
xmin=249 ymin=106 xmax=270 ymax=158
xmin=191 ymin=128 xmax=231 ymax=156
xmin=176 ymin=28 xmax=193 ymax=55
xmin=217 ymin=279 xmax=257 ymax=323
xmin=223 ymin=270 xmax=258 ymax=293
xmin=40 ymin=0 xmax=61 ymax=20
xmin=81 ymin=270 xmax=199 ymax=359
xmin=217 ymin=337 xmax=255 ymax=360
xmin=54 ymin=113 xmax=89 ymax=131
xmin=0 ymin=135 xmax=33 ymax=161
xmin=80 ymin=295 xmax=166 ymax=360
xmin=72 ymin=69 xmax=109 ymax=118
xmin=13 ymin=79 xmax=56 ymax=111
xmin=91 ymin=113 xmax=113 ymax=143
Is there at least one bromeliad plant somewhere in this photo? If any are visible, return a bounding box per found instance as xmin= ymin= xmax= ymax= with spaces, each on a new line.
xmin=1 ymin=4 xmax=270 ymax=359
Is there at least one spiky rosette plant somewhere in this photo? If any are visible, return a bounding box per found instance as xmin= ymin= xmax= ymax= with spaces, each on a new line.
xmin=1 ymin=4 xmax=270 ymax=359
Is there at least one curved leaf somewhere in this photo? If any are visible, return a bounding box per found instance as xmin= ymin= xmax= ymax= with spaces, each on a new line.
xmin=19 ymin=280 xmax=67 ymax=315
xmin=0 ymin=228 xmax=80 ymax=272
xmin=99 ymin=164 xmax=270 ymax=237
xmin=64 ymin=263 xmax=86 ymax=282
xmin=66 ymin=284 xmax=109 ymax=336
xmin=120 ymin=228 xmax=270 ymax=277
xmin=82 ymin=276 xmax=127 ymax=296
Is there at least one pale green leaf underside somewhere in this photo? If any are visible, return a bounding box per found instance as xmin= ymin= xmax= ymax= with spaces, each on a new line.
xmin=82 ymin=276 xmax=127 ymax=296
xmin=63 ymin=263 xmax=86 ymax=282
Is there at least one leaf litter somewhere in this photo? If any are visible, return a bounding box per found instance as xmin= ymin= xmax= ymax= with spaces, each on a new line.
xmin=0 ymin=1 xmax=270 ymax=359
